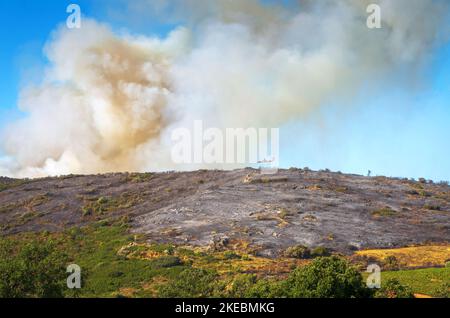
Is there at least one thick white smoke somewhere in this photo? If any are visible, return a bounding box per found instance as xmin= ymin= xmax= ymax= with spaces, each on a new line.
xmin=1 ymin=0 xmax=448 ymax=177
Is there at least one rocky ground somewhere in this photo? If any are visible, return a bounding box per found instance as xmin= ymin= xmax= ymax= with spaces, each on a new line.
xmin=0 ymin=168 xmax=449 ymax=256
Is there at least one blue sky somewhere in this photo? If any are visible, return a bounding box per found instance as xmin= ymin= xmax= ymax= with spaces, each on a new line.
xmin=282 ymin=41 xmax=450 ymax=181
xmin=0 ymin=1 xmax=449 ymax=180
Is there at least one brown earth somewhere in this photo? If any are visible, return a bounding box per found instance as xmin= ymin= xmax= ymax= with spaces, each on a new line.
xmin=0 ymin=168 xmax=449 ymax=256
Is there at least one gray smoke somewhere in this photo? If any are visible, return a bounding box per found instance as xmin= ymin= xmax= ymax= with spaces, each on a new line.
xmin=1 ymin=0 xmax=448 ymax=177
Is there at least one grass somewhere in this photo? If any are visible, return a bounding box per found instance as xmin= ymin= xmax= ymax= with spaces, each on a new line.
xmin=122 ymin=241 xmax=303 ymax=276
xmin=355 ymin=245 xmax=450 ymax=268
xmin=0 ymin=179 xmax=31 ymax=192
xmin=81 ymin=193 xmax=141 ymax=217
xmin=371 ymin=207 xmax=398 ymax=218
xmin=243 ymin=176 xmax=288 ymax=184
xmin=3 ymin=218 xmax=303 ymax=297
xmin=125 ymin=173 xmax=154 ymax=183
xmin=3 ymin=218 xmax=449 ymax=298
xmin=423 ymin=204 xmax=442 ymax=211
xmin=67 ymin=223 xmax=189 ymax=297
xmin=6 ymin=218 xmax=189 ymax=297
xmin=0 ymin=194 xmax=51 ymax=231
xmin=381 ymin=267 xmax=449 ymax=296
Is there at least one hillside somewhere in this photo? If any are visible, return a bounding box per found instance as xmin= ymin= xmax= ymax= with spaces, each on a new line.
xmin=1 ymin=168 xmax=449 ymax=256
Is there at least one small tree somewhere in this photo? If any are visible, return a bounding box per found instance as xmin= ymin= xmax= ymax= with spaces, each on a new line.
xmin=284 ymin=245 xmax=311 ymax=259
xmin=283 ymin=256 xmax=371 ymax=298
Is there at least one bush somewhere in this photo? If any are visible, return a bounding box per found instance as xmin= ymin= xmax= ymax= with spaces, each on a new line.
xmin=228 ymin=274 xmax=283 ymax=298
xmin=311 ymin=246 xmax=331 ymax=258
xmin=157 ymin=268 xmax=222 ymax=298
xmin=243 ymin=280 xmax=284 ymax=298
xmin=371 ymin=207 xmax=397 ymax=218
xmin=229 ymin=274 xmax=258 ymax=298
xmin=284 ymin=245 xmax=311 ymax=259
xmin=433 ymin=282 xmax=449 ymax=298
xmin=151 ymin=256 xmax=183 ymax=268
xmin=223 ymin=251 xmax=241 ymax=260
xmin=0 ymin=239 xmax=67 ymax=298
xmin=282 ymin=256 xmax=371 ymax=298
xmin=383 ymin=255 xmax=399 ymax=270
xmin=374 ymin=279 xmax=414 ymax=298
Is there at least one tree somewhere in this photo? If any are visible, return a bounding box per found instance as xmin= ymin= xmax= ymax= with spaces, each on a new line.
xmin=283 ymin=256 xmax=371 ymax=298
xmin=0 ymin=238 xmax=67 ymax=298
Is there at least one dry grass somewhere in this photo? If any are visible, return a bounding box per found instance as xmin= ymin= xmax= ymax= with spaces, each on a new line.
xmin=355 ymin=245 xmax=450 ymax=268
xmin=118 ymin=241 xmax=307 ymax=278
xmin=371 ymin=207 xmax=398 ymax=218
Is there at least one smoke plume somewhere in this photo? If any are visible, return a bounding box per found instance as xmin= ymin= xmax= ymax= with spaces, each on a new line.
xmin=1 ymin=0 xmax=448 ymax=177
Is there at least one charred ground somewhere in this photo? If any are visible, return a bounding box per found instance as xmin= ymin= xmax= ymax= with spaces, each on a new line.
xmin=0 ymin=168 xmax=449 ymax=256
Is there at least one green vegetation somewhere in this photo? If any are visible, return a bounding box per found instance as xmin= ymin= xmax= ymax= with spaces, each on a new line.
xmin=278 ymin=208 xmax=291 ymax=219
xmin=0 ymin=179 xmax=30 ymax=192
xmin=284 ymin=245 xmax=331 ymax=259
xmin=158 ymin=257 xmax=373 ymax=298
xmin=1 ymin=218 xmax=445 ymax=298
xmin=383 ymin=255 xmax=400 ymax=270
xmin=228 ymin=274 xmax=283 ymax=298
xmin=125 ymin=173 xmax=154 ymax=183
xmin=423 ymin=204 xmax=441 ymax=211
xmin=381 ymin=267 xmax=450 ymax=297
xmin=157 ymin=268 xmax=223 ymax=298
xmin=284 ymin=245 xmax=311 ymax=259
xmin=281 ymin=257 xmax=371 ymax=298
xmin=0 ymin=218 xmax=189 ymax=297
xmin=371 ymin=207 xmax=398 ymax=218
xmin=374 ymin=279 xmax=414 ymax=298
xmin=223 ymin=251 xmax=241 ymax=260
xmin=150 ymin=256 xmax=183 ymax=268
xmin=81 ymin=194 xmax=141 ymax=217
xmin=61 ymin=219 xmax=187 ymax=297
xmin=0 ymin=239 xmax=67 ymax=297
xmin=311 ymin=246 xmax=331 ymax=258
xmin=432 ymin=282 xmax=449 ymax=298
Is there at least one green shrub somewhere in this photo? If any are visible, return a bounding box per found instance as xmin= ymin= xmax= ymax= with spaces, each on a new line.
xmin=229 ymin=274 xmax=258 ymax=298
xmin=149 ymin=243 xmax=175 ymax=255
xmin=157 ymin=268 xmax=221 ymax=298
xmin=151 ymin=256 xmax=183 ymax=268
xmin=228 ymin=274 xmax=283 ymax=298
xmin=278 ymin=208 xmax=292 ymax=219
xmin=371 ymin=207 xmax=397 ymax=218
xmin=223 ymin=251 xmax=241 ymax=260
xmin=311 ymin=246 xmax=331 ymax=258
xmin=0 ymin=239 xmax=67 ymax=298
xmin=374 ymin=279 xmax=414 ymax=298
xmin=284 ymin=245 xmax=311 ymax=259
xmin=282 ymin=256 xmax=371 ymax=298
xmin=383 ymin=255 xmax=399 ymax=270
xmin=424 ymin=204 xmax=441 ymax=211
xmin=246 ymin=280 xmax=284 ymax=298
xmin=109 ymin=271 xmax=125 ymax=278
xmin=432 ymin=282 xmax=449 ymax=298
